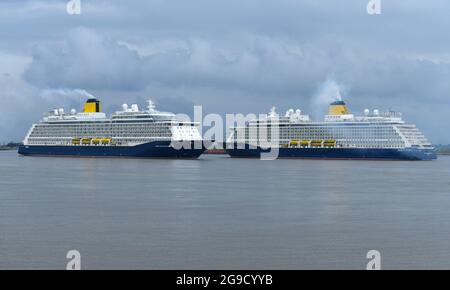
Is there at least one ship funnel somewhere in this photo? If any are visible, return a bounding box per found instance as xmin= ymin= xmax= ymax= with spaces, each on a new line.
xmin=328 ymin=100 xmax=349 ymax=115
xmin=83 ymin=98 xmax=100 ymax=113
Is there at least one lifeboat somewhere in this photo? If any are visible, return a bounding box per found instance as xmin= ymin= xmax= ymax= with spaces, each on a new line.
xmin=101 ymin=138 xmax=111 ymax=145
xmin=323 ymin=140 xmax=336 ymax=147
xmin=289 ymin=140 xmax=299 ymax=147
xmin=300 ymin=140 xmax=309 ymax=147
xmin=81 ymin=138 xmax=92 ymax=145
xmin=311 ymin=140 xmax=323 ymax=147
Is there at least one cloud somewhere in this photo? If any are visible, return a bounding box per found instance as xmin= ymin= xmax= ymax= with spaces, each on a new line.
xmin=18 ymin=28 xmax=373 ymax=96
xmin=23 ymin=27 xmax=450 ymax=100
xmin=24 ymin=28 xmax=146 ymax=90
xmin=0 ymin=75 xmax=97 ymax=142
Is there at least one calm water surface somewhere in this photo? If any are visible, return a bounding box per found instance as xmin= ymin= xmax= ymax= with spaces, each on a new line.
xmin=1 ymin=150 xmax=450 ymax=269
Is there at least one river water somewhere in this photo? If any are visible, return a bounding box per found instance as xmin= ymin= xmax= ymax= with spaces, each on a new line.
xmin=1 ymin=150 xmax=449 ymax=269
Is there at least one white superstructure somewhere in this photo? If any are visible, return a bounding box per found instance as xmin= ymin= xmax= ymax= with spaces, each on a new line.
xmin=24 ymin=99 xmax=202 ymax=147
xmin=228 ymin=100 xmax=433 ymax=150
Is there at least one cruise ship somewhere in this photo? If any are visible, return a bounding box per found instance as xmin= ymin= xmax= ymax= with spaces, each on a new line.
xmin=18 ymin=98 xmax=205 ymax=158
xmin=225 ymin=99 xmax=437 ymax=160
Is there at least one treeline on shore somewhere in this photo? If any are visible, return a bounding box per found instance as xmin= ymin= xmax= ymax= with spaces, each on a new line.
xmin=436 ymin=145 xmax=450 ymax=155
xmin=0 ymin=142 xmax=21 ymax=150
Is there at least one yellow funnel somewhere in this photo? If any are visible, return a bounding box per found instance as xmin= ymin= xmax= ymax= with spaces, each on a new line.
xmin=328 ymin=100 xmax=348 ymax=115
xmin=83 ymin=98 xmax=100 ymax=113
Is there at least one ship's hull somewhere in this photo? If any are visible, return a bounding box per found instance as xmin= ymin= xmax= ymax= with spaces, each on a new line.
xmin=225 ymin=143 xmax=437 ymax=160
xmin=18 ymin=141 xmax=205 ymax=159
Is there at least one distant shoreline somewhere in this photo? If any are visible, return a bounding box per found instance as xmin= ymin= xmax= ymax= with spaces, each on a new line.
xmin=435 ymin=145 xmax=450 ymax=156
xmin=0 ymin=142 xmax=20 ymax=151
xmin=0 ymin=147 xmax=18 ymax=151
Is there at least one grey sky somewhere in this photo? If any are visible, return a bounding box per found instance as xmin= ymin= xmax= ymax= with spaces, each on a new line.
xmin=0 ymin=0 xmax=449 ymax=142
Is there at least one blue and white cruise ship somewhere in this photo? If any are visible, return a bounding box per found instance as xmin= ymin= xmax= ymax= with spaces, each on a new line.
xmin=225 ymin=99 xmax=437 ymax=160
xmin=18 ymin=98 xmax=205 ymax=158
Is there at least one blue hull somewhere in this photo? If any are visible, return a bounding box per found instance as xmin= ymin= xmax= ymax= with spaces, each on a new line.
xmin=18 ymin=141 xmax=205 ymax=159
xmin=225 ymin=143 xmax=437 ymax=160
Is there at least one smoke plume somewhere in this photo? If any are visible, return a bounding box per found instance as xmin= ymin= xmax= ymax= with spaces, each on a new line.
xmin=311 ymin=79 xmax=346 ymax=119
